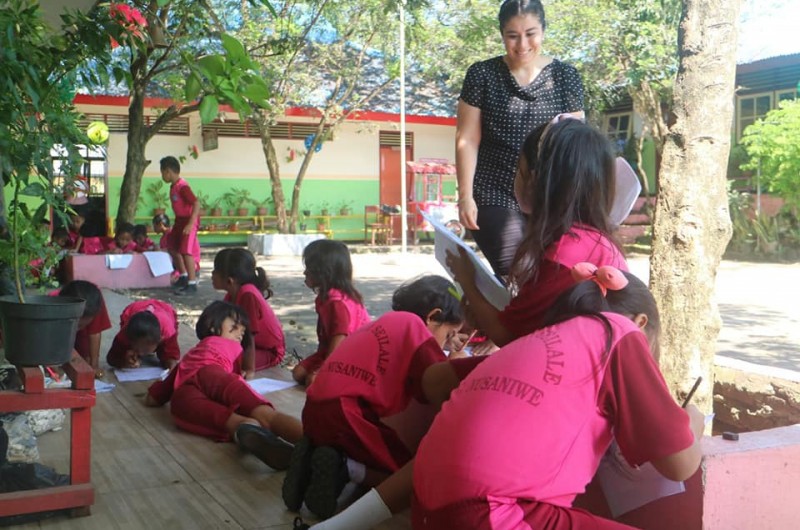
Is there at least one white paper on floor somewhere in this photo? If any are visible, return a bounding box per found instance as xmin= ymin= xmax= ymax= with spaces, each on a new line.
xmin=247 ymin=378 xmax=298 ymax=394
xmin=114 ymin=366 xmax=169 ymax=382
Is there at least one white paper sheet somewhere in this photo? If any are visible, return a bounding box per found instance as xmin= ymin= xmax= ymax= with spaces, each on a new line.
xmin=114 ymin=366 xmax=169 ymax=382
xmin=422 ymin=211 xmax=511 ymax=311
xmin=95 ymin=380 xmax=116 ymax=393
xmin=596 ymin=441 xmax=685 ymax=517
xmin=610 ymin=157 xmax=642 ymax=228
xmin=105 ymin=254 xmax=133 ymax=269
xmin=143 ymin=251 xmax=174 ymax=277
xmin=247 ymin=378 xmax=298 ymax=394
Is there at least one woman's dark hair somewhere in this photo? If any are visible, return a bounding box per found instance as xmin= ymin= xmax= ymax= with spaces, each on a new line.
xmin=213 ymin=247 xmax=272 ymax=299
xmin=392 ymin=275 xmax=464 ymax=325
xmin=302 ymin=239 xmax=362 ymax=303
xmin=159 ymin=156 xmax=181 ymax=174
xmin=499 ymin=0 xmax=546 ymax=32
xmin=115 ymin=222 xmax=135 ymax=237
xmin=125 ymin=311 xmax=161 ymax=344
xmin=542 ymin=271 xmax=661 ymax=361
xmin=195 ymin=300 xmax=252 ymax=348
xmin=152 ymin=213 xmax=171 ymax=227
xmin=509 ymin=119 xmax=619 ymax=291
xmin=133 ymin=224 xmax=148 ymax=239
xmin=59 ymin=280 xmax=103 ymax=319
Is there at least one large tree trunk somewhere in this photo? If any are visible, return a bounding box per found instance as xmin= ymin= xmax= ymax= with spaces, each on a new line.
xmin=117 ymin=86 xmax=150 ymax=226
xmin=649 ymin=0 xmax=742 ymax=410
xmin=254 ymin=114 xmax=289 ymax=234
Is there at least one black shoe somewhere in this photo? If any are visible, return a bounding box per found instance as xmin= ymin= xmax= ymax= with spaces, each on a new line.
xmin=282 ymin=436 xmax=314 ymax=512
xmin=293 ymin=517 xmax=310 ymax=530
xmin=174 ymin=275 xmax=189 ymax=289
xmin=235 ymin=424 xmax=294 ymax=471
xmin=304 ymin=446 xmax=349 ymax=519
xmin=175 ymin=283 xmax=197 ymax=295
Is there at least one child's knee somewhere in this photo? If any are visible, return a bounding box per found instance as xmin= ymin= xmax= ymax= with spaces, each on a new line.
xmin=292 ymin=364 xmax=307 ymax=383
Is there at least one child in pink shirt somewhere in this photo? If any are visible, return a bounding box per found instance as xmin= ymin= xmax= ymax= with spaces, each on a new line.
xmin=146 ymin=301 xmax=302 ymax=470
xmin=283 ymin=275 xmax=464 ymax=519
xmin=104 ymin=222 xmax=137 ymax=253
xmin=411 ymin=265 xmax=705 ymax=529
xmin=106 ymin=299 xmax=180 ymax=370
xmin=213 ymin=248 xmax=285 ymax=374
xmin=291 ymin=240 xmax=370 ymax=386
xmin=160 ymin=156 xmax=200 ymax=294
xmin=133 ymin=224 xmax=156 ymax=252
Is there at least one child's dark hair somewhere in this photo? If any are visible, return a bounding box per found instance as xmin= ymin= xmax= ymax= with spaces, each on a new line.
xmin=115 ymin=222 xmax=135 ymax=237
xmin=152 ymin=213 xmax=171 ymax=227
xmin=52 ymin=226 xmax=69 ymax=241
xmin=125 ymin=311 xmax=161 ymax=345
xmin=302 ymin=240 xmax=362 ymax=303
xmin=195 ymin=300 xmax=252 ymax=348
xmin=509 ymin=119 xmax=619 ymax=291
xmin=160 ymin=156 xmax=181 ymax=174
xmin=542 ymin=271 xmax=661 ymax=361
xmin=213 ymin=248 xmax=273 ymax=299
xmin=58 ymin=280 xmax=103 ymax=319
xmin=392 ymin=275 xmax=464 ymax=325
xmin=133 ymin=224 xmax=148 ymax=239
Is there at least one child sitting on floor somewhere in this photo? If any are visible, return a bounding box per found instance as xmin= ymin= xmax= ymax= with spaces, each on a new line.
xmin=133 ymin=224 xmax=155 ymax=252
xmin=145 ymin=301 xmax=303 ymax=470
xmin=283 ymin=275 xmax=464 ymax=520
xmin=292 ymin=240 xmax=370 ymax=386
xmin=213 ymin=248 xmax=285 ymax=375
xmin=106 ymin=299 xmax=180 ymax=370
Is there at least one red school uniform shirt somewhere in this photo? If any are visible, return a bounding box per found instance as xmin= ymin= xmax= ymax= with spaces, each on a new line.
xmin=107 ymin=299 xmax=180 ymax=364
xmin=413 ymin=313 xmax=694 ymax=517
xmin=49 ymin=287 xmax=112 ymax=360
xmin=104 ymin=239 xmax=137 ymax=253
xmin=224 ymin=284 xmax=285 ymax=368
xmin=308 ymin=311 xmax=446 ymax=416
xmin=135 ymin=237 xmax=156 ymax=252
xmin=499 ymin=225 xmax=628 ymax=338
xmin=315 ymin=288 xmax=371 ymax=357
xmin=173 ymin=335 xmax=244 ymax=390
xmin=170 ymin=178 xmax=197 ymax=220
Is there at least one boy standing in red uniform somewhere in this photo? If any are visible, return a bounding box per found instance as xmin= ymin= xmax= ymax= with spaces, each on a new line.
xmin=160 ymin=156 xmax=200 ymax=295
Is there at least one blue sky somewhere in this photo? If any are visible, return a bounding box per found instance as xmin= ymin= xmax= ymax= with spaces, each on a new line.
xmin=738 ymin=0 xmax=800 ymax=63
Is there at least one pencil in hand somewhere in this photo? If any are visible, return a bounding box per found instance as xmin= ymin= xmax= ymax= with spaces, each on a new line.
xmin=681 ymin=376 xmax=702 ymax=408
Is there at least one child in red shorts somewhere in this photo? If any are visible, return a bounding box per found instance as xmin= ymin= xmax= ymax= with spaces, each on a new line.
xmin=291 ymin=240 xmax=370 ymax=386
xmin=54 ymin=280 xmax=111 ymax=379
xmin=159 ymin=156 xmax=200 ymax=295
xmin=106 ymin=299 xmax=180 ymax=370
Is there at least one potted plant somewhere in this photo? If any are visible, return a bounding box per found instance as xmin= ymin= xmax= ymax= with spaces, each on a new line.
xmin=319 ymin=201 xmax=331 ymax=216
xmin=222 ymin=188 xmax=253 ymax=216
xmin=195 ymin=191 xmax=212 ymax=217
xmin=210 ymin=196 xmax=224 ymax=217
xmin=337 ymin=200 xmax=354 ymax=216
xmin=302 ymin=206 xmax=312 ymax=217
xmin=144 ymin=180 xmax=170 ymax=215
xmin=253 ymin=196 xmax=273 ymax=216
xmin=0 ymin=4 xmax=111 ymax=366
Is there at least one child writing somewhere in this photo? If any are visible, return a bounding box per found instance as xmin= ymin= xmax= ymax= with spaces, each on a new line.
xmin=447 ymin=117 xmax=628 ymax=355
xmin=104 ymin=222 xmax=137 ymax=254
xmin=106 ymin=299 xmax=180 ymax=370
xmin=54 ymin=280 xmax=111 ymax=379
xmin=411 ymin=265 xmax=705 ymax=529
xmin=212 ymin=248 xmax=285 ymax=375
xmin=305 ymin=266 xmax=705 ymax=530
xmin=283 ymin=275 xmax=464 ymax=520
xmin=145 ymin=301 xmax=302 ymax=470
xmin=291 ymin=240 xmax=370 ymax=386
xmin=133 ymin=224 xmax=156 ymax=252
xmin=160 ymin=156 xmax=201 ymax=294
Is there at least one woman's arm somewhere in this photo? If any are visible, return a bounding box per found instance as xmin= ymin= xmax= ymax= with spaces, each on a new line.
xmin=456 ymin=100 xmax=482 ymax=231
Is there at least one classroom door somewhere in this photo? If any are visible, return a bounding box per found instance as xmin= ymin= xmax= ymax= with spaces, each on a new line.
xmin=378 ymin=145 xmax=413 ymax=206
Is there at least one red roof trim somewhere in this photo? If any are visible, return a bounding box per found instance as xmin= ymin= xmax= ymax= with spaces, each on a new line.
xmin=73 ymin=95 xmax=456 ymax=126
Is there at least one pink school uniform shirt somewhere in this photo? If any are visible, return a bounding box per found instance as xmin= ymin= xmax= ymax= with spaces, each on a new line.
xmin=316 ymin=288 xmax=370 ymax=355
xmin=121 ymin=299 xmax=178 ymax=339
xmin=499 ymin=225 xmax=627 ymax=338
xmin=414 ymin=313 xmax=694 ymax=518
xmin=104 ymin=238 xmax=137 ymax=253
xmin=173 ymin=335 xmax=244 ymax=390
xmin=135 ymin=237 xmax=156 ymax=252
xmin=170 ymin=178 xmax=196 ymax=219
xmin=224 ymin=284 xmax=285 ymax=369
xmin=308 ymin=311 xmax=446 ymax=416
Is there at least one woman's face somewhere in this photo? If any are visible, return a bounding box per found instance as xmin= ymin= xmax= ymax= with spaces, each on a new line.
xmin=501 ymin=14 xmax=544 ymax=66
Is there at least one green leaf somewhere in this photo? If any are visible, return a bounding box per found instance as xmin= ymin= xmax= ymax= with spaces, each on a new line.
xmin=221 ymin=34 xmax=247 ymax=63
xmin=199 ymin=95 xmax=219 ymax=124
xmin=244 ymin=82 xmax=270 ymax=106
xmin=20 ymin=182 xmax=45 ymax=197
xmin=198 ymin=55 xmax=226 ymax=78
xmin=185 ymin=74 xmax=201 ymax=102
xmin=157 ymin=0 xmax=170 ymax=6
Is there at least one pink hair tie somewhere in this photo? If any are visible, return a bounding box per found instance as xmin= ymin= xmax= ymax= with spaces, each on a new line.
xmin=571 ymin=262 xmax=629 ymax=297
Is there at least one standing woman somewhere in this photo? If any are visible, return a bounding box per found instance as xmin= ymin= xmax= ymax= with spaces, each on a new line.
xmin=457 ymin=0 xmax=585 ymax=277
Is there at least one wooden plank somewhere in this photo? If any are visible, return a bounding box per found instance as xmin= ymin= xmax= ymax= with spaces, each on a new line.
xmin=0 ymin=484 xmax=94 ymax=516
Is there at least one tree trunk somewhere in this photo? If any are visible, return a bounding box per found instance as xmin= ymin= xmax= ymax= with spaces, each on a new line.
xmin=289 ymin=119 xmax=327 ymax=234
xmin=254 ymin=114 xmax=289 ymax=234
xmin=649 ymin=0 xmax=742 ymax=411
xmin=117 ymin=87 xmax=150 ymax=226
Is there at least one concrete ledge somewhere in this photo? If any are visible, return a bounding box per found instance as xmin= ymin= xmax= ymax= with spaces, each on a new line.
xmin=247 ymin=233 xmax=326 ymax=257
xmin=65 ymin=254 xmax=172 ymax=289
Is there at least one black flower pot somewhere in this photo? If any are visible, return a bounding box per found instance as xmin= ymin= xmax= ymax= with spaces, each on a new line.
xmin=0 ymin=295 xmax=85 ymax=366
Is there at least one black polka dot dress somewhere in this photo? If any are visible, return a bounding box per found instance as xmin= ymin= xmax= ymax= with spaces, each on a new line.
xmin=459 ymin=56 xmax=585 ymax=210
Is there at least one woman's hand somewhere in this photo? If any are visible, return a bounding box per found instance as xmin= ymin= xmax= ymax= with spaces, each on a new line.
xmin=446 ymin=247 xmax=476 ymax=287
xmin=458 ymin=196 xmax=479 ymax=231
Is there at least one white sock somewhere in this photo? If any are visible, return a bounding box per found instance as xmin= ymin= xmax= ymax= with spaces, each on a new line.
xmin=188 ymin=280 xmax=198 ymax=285
xmin=179 ymin=273 xmax=188 ymax=277
xmin=346 ymin=458 xmax=366 ymax=484
xmin=310 ymin=488 xmax=392 ymax=530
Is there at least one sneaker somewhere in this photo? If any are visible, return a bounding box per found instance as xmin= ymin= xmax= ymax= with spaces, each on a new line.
xmin=175 ymin=283 xmax=197 ymax=295
xmin=174 ymin=275 xmax=189 ymax=289
xmin=304 ymin=445 xmax=349 ymax=519
xmin=282 ymin=436 xmax=314 ymax=512
xmin=234 ymin=424 xmax=294 ymax=470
